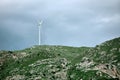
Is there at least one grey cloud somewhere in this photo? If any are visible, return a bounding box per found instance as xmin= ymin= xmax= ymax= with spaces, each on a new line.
xmin=0 ymin=0 xmax=120 ymax=50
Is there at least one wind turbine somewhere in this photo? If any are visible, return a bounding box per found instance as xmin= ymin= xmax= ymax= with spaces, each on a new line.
xmin=38 ymin=20 xmax=43 ymax=45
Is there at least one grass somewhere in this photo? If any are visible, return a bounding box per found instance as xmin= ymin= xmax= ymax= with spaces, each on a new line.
xmin=0 ymin=37 xmax=120 ymax=80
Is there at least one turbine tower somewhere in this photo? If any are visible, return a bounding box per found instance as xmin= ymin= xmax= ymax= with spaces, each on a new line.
xmin=38 ymin=21 xmax=43 ymax=45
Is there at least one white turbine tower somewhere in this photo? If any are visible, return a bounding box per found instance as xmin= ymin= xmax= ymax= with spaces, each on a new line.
xmin=38 ymin=21 xmax=43 ymax=45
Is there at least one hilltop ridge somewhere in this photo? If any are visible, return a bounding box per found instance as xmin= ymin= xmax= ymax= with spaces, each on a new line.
xmin=0 ymin=37 xmax=120 ymax=80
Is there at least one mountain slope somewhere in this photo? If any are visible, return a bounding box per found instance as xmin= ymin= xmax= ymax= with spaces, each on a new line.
xmin=68 ymin=37 xmax=120 ymax=80
xmin=0 ymin=37 xmax=120 ymax=80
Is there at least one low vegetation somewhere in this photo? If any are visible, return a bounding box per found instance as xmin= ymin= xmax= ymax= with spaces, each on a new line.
xmin=0 ymin=37 xmax=120 ymax=80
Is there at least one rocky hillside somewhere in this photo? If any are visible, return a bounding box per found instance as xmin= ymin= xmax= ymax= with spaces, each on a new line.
xmin=0 ymin=37 xmax=120 ymax=80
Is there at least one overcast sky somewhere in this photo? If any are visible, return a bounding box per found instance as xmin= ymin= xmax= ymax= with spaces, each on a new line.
xmin=0 ymin=0 xmax=120 ymax=50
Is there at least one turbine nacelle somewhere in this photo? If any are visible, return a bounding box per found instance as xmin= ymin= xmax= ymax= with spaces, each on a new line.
xmin=38 ymin=21 xmax=43 ymax=28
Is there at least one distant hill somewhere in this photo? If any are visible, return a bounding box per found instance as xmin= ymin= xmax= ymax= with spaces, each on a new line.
xmin=0 ymin=37 xmax=120 ymax=80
